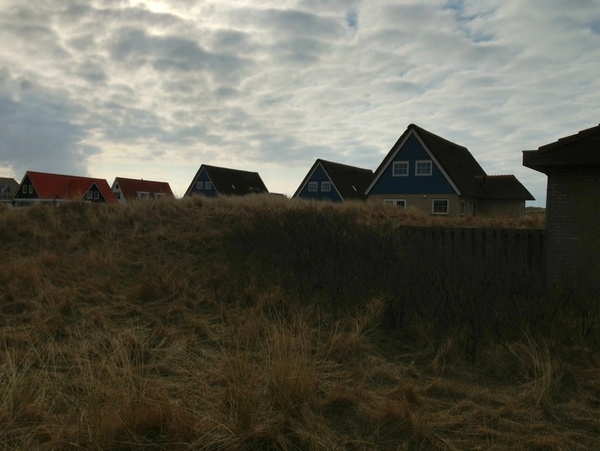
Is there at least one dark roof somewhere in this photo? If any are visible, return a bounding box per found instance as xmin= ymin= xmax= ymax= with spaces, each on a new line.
xmin=369 ymin=124 xmax=532 ymax=200
xmin=474 ymin=175 xmax=535 ymax=200
xmin=22 ymin=171 xmax=117 ymax=203
xmin=293 ymin=159 xmax=373 ymax=200
xmin=0 ymin=177 xmax=19 ymax=200
xmin=523 ymin=123 xmax=600 ymax=174
xmin=185 ymin=165 xmax=268 ymax=196
xmin=369 ymin=124 xmax=487 ymax=197
xmin=114 ymin=177 xmax=174 ymax=201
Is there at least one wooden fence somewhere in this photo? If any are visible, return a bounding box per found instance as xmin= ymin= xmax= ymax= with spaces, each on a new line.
xmin=396 ymin=226 xmax=546 ymax=269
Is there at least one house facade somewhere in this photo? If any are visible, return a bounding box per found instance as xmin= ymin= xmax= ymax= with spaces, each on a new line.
xmin=184 ymin=165 xmax=268 ymax=198
xmin=112 ymin=177 xmax=174 ymax=205
xmin=366 ymin=124 xmax=534 ymax=217
xmin=293 ymin=159 xmax=373 ymax=202
xmin=523 ymin=123 xmax=600 ymax=280
xmin=12 ymin=171 xmax=117 ymax=207
xmin=0 ymin=177 xmax=19 ymax=204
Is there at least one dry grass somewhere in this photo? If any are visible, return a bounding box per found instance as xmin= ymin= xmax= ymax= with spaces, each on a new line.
xmin=1 ymin=197 xmax=598 ymax=450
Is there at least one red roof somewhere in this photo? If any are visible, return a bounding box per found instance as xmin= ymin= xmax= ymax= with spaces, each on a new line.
xmin=25 ymin=171 xmax=117 ymax=203
xmin=114 ymin=177 xmax=174 ymax=202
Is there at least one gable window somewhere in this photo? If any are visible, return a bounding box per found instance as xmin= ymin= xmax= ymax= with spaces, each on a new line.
xmin=94 ymin=191 xmax=99 ymax=200
xmin=28 ymin=185 xmax=34 ymax=194
xmin=432 ymin=199 xmax=449 ymax=215
xmin=87 ymin=191 xmax=94 ymax=200
xmin=392 ymin=161 xmax=409 ymax=176
xmin=205 ymin=181 xmax=213 ymax=190
xmin=415 ymin=160 xmax=432 ymax=176
xmin=383 ymin=199 xmax=406 ymax=208
xmin=308 ymin=182 xmax=318 ymax=192
xmin=22 ymin=185 xmax=28 ymax=194
xmin=321 ymin=181 xmax=331 ymax=192
xmin=115 ymin=192 xmax=121 ymax=199
xmin=196 ymin=181 xmax=204 ymax=190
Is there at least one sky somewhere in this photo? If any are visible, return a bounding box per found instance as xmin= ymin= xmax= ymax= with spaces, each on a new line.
xmin=1 ymin=1 xmax=599 ymax=206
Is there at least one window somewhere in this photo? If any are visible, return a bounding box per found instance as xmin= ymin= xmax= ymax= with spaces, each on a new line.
xmin=384 ymin=199 xmax=406 ymax=208
xmin=205 ymin=181 xmax=213 ymax=190
xmin=137 ymin=191 xmax=150 ymax=200
xmin=432 ymin=199 xmax=449 ymax=215
xmin=196 ymin=181 xmax=204 ymax=190
xmin=154 ymin=193 xmax=166 ymax=199
xmin=321 ymin=181 xmax=331 ymax=192
xmin=87 ymin=191 xmax=94 ymax=200
xmin=460 ymin=201 xmax=466 ymax=216
xmin=94 ymin=191 xmax=99 ymax=200
xmin=115 ymin=192 xmax=121 ymax=199
xmin=308 ymin=182 xmax=318 ymax=192
xmin=392 ymin=161 xmax=409 ymax=176
xmin=28 ymin=185 xmax=34 ymax=194
xmin=22 ymin=185 xmax=28 ymax=194
xmin=415 ymin=160 xmax=432 ymax=176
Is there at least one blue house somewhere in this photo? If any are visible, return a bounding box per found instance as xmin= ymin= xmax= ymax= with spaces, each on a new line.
xmin=366 ymin=124 xmax=533 ymax=217
xmin=184 ymin=165 xmax=268 ymax=198
xmin=293 ymin=159 xmax=373 ymax=203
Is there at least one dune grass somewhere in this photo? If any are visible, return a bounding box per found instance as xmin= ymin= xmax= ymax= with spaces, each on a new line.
xmin=0 ymin=196 xmax=598 ymax=450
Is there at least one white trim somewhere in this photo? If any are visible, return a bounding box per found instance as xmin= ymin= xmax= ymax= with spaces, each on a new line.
xmin=365 ymin=128 xmax=461 ymax=195
xmin=415 ymin=160 xmax=432 ymax=176
xmin=383 ymin=199 xmax=406 ymax=208
xmin=308 ymin=181 xmax=318 ymax=192
xmin=321 ymin=181 xmax=331 ymax=192
xmin=432 ymin=199 xmax=449 ymax=215
xmin=392 ymin=161 xmax=409 ymax=177
xmin=205 ymin=181 xmax=213 ymax=190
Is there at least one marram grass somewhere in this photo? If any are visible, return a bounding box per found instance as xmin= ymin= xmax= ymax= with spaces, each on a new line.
xmin=0 ymin=197 xmax=598 ymax=450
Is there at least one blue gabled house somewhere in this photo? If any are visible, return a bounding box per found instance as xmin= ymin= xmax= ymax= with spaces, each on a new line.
xmin=293 ymin=159 xmax=374 ymax=203
xmin=366 ymin=124 xmax=533 ymax=216
xmin=184 ymin=165 xmax=268 ymax=198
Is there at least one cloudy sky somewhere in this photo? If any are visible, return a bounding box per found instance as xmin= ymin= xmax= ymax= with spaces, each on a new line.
xmin=1 ymin=0 xmax=599 ymax=205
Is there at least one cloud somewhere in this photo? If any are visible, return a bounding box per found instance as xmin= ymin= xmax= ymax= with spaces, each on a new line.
xmin=0 ymin=0 xmax=599 ymax=203
xmin=0 ymin=68 xmax=95 ymax=177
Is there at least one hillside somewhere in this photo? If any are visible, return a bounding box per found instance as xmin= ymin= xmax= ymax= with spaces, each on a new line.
xmin=1 ymin=197 xmax=598 ymax=450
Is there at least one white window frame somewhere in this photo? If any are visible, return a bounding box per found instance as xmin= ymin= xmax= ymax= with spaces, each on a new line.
xmin=28 ymin=185 xmax=34 ymax=194
xmin=321 ymin=181 xmax=331 ymax=192
xmin=87 ymin=191 xmax=94 ymax=200
xmin=205 ymin=181 xmax=213 ymax=190
xmin=308 ymin=181 xmax=318 ymax=192
xmin=154 ymin=193 xmax=166 ymax=199
xmin=392 ymin=161 xmax=409 ymax=177
xmin=383 ymin=199 xmax=406 ymax=208
xmin=22 ymin=185 xmax=28 ymax=194
xmin=137 ymin=191 xmax=150 ymax=200
xmin=94 ymin=191 xmax=100 ymax=200
xmin=460 ymin=201 xmax=466 ymax=216
xmin=432 ymin=199 xmax=449 ymax=215
xmin=415 ymin=160 xmax=432 ymax=176
xmin=196 ymin=181 xmax=204 ymax=190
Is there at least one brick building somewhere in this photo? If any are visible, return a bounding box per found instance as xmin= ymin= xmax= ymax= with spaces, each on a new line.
xmin=523 ymin=124 xmax=600 ymax=282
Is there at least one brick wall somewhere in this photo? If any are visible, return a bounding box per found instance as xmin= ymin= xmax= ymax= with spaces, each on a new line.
xmin=546 ymin=167 xmax=600 ymax=279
